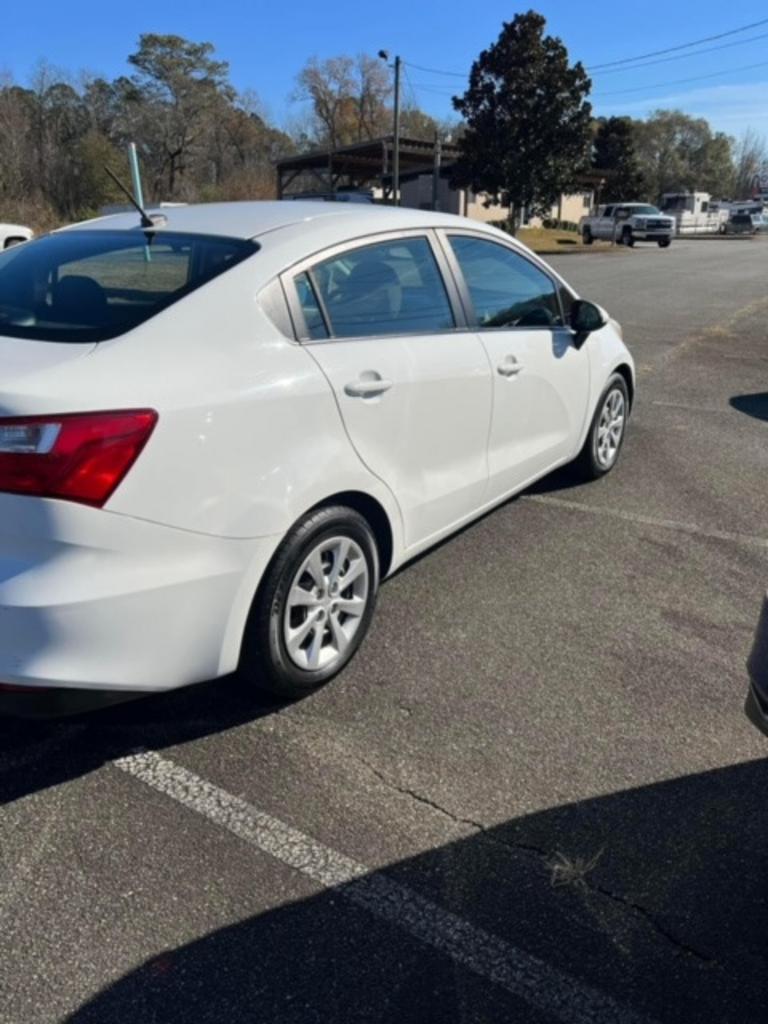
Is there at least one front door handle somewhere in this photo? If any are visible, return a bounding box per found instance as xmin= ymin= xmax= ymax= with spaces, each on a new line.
xmin=497 ymin=356 xmax=523 ymax=377
xmin=344 ymin=376 xmax=394 ymax=398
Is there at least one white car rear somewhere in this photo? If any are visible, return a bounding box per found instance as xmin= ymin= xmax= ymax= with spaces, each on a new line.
xmin=0 ymin=202 xmax=634 ymax=700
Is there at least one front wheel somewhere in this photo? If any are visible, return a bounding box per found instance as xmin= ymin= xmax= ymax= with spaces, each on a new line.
xmin=239 ymin=506 xmax=379 ymax=697
xmin=574 ymin=374 xmax=630 ymax=481
xmin=658 ymin=238 xmax=671 ymax=248
xmin=621 ymin=227 xmax=635 ymax=247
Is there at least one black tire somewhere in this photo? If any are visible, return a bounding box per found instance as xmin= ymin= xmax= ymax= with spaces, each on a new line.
xmin=574 ymin=374 xmax=630 ymax=481
xmin=239 ymin=505 xmax=379 ymax=698
xmin=582 ymin=228 xmax=593 ymax=245
xmin=621 ymin=227 xmax=635 ymax=247
xmin=658 ymin=238 xmax=671 ymax=248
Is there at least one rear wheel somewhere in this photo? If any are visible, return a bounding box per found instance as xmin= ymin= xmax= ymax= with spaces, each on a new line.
xmin=240 ymin=506 xmax=379 ymax=697
xmin=582 ymin=228 xmax=593 ymax=245
xmin=574 ymin=374 xmax=629 ymax=481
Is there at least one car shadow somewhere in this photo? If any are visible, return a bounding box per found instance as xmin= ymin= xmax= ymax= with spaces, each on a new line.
xmin=0 ymin=674 xmax=286 ymax=806
xmin=523 ymin=461 xmax=586 ymax=495
xmin=730 ymin=392 xmax=768 ymax=423
xmin=61 ymin=756 xmax=768 ymax=1024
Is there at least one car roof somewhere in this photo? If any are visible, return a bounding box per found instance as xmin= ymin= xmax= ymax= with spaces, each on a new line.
xmin=62 ymin=201 xmax=493 ymax=241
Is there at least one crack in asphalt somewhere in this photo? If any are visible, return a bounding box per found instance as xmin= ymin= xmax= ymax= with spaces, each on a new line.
xmin=354 ymin=754 xmax=718 ymax=969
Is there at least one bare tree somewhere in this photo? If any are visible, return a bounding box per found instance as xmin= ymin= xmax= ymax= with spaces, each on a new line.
xmin=733 ymin=128 xmax=767 ymax=198
xmin=296 ymin=54 xmax=392 ymax=149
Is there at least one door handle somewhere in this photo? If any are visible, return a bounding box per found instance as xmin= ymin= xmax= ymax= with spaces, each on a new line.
xmin=344 ymin=376 xmax=394 ymax=397
xmin=497 ymin=356 xmax=523 ymax=377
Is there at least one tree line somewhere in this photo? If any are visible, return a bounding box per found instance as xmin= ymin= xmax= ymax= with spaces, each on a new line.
xmin=1 ymin=18 xmax=765 ymax=231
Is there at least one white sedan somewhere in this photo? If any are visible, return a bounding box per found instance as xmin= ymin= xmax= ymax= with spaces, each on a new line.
xmin=0 ymin=223 xmax=33 ymax=249
xmin=0 ymin=202 xmax=634 ymax=699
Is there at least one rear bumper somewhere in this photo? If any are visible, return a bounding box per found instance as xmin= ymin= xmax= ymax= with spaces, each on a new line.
xmin=0 ymin=495 xmax=278 ymax=692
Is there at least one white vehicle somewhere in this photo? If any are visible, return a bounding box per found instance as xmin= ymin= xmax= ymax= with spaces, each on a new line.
xmin=0 ymin=223 xmax=33 ymax=249
xmin=660 ymin=192 xmax=726 ymax=235
xmin=580 ymin=204 xmax=674 ymax=247
xmin=0 ymin=202 xmax=634 ymax=699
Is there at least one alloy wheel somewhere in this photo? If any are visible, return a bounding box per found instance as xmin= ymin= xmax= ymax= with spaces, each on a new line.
xmin=283 ymin=536 xmax=370 ymax=671
xmin=596 ymin=388 xmax=626 ymax=468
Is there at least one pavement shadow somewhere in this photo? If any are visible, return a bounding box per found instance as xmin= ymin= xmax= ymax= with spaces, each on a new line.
xmin=730 ymin=392 xmax=768 ymax=423
xmin=63 ymin=756 xmax=768 ymax=1024
xmin=0 ymin=674 xmax=285 ymax=806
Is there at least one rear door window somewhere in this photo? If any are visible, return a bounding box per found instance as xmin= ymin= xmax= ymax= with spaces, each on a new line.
xmin=304 ymin=236 xmax=455 ymax=339
xmin=0 ymin=229 xmax=258 ymax=342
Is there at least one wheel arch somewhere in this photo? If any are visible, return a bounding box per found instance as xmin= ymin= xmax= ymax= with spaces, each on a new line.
xmin=613 ymin=362 xmax=635 ymax=410
xmin=309 ymin=489 xmax=394 ymax=579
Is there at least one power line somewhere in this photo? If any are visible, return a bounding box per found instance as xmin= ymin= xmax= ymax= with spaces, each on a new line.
xmin=410 ymin=81 xmax=459 ymax=96
xmin=594 ymin=58 xmax=768 ymax=97
xmin=404 ymin=60 xmax=466 ymax=79
xmin=400 ymin=64 xmax=422 ymax=109
xmin=587 ymin=17 xmax=768 ymax=70
xmin=593 ymin=30 xmax=768 ymax=75
xmin=403 ymin=16 xmax=768 ymax=89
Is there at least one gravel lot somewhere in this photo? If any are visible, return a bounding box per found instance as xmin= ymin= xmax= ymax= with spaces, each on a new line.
xmin=1 ymin=237 xmax=767 ymax=1024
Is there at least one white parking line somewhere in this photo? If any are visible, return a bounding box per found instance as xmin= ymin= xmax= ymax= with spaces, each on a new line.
xmin=114 ymin=750 xmax=656 ymax=1024
xmin=525 ymin=494 xmax=768 ymax=549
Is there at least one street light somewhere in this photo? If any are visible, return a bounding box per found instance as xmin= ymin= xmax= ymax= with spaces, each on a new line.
xmin=379 ymin=50 xmax=401 ymax=206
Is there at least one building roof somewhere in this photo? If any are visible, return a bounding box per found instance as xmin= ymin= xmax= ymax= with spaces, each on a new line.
xmin=276 ymin=135 xmax=460 ymax=179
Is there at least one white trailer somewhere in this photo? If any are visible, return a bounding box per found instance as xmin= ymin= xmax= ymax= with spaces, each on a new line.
xmin=659 ymin=193 xmax=726 ymax=235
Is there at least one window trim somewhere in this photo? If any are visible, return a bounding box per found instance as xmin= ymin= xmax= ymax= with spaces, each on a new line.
xmin=281 ymin=228 xmax=469 ymax=344
xmin=435 ymin=229 xmax=570 ymax=332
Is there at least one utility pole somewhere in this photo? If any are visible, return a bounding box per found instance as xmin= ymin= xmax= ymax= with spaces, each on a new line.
xmin=393 ymin=55 xmax=401 ymax=206
xmin=378 ymin=51 xmax=401 ymax=206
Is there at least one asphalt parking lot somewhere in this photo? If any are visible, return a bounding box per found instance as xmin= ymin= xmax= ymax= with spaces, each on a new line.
xmin=1 ymin=236 xmax=767 ymax=1024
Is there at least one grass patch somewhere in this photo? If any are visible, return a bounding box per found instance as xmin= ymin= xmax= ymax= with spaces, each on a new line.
xmin=516 ymin=227 xmax=615 ymax=254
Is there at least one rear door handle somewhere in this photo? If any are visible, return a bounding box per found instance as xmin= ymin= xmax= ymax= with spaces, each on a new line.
xmin=344 ymin=377 xmax=394 ymax=398
xmin=497 ymin=356 xmax=523 ymax=377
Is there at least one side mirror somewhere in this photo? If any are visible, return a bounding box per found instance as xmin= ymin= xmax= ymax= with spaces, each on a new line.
xmin=570 ymin=300 xmax=609 ymax=347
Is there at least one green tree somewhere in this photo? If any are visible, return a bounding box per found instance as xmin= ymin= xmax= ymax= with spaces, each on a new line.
xmin=634 ymin=110 xmax=735 ymax=199
xmin=451 ymin=11 xmax=592 ymax=222
xmin=593 ymin=116 xmax=644 ymax=200
xmin=127 ymin=33 xmax=234 ymax=196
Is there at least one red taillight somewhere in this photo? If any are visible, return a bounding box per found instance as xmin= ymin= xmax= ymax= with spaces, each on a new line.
xmin=0 ymin=410 xmax=158 ymax=507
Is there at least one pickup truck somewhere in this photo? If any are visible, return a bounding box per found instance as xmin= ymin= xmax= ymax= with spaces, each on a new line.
xmin=580 ymin=204 xmax=675 ymax=247
xmin=0 ymin=223 xmax=33 ymax=249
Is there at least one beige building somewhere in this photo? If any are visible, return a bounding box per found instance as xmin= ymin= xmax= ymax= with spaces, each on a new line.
xmin=519 ymin=192 xmax=593 ymax=228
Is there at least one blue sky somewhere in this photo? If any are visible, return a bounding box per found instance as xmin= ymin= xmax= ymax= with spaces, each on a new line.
xmin=4 ymin=0 xmax=768 ymax=139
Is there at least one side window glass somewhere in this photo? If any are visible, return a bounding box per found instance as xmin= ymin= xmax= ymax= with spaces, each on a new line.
xmin=295 ymin=272 xmax=328 ymax=340
xmin=603 ymin=206 xmax=613 ymax=217
xmin=310 ymin=237 xmax=455 ymax=339
xmin=448 ymin=236 xmax=563 ymax=329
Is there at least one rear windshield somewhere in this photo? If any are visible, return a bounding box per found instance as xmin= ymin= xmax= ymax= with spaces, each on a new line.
xmin=0 ymin=229 xmax=258 ymax=343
